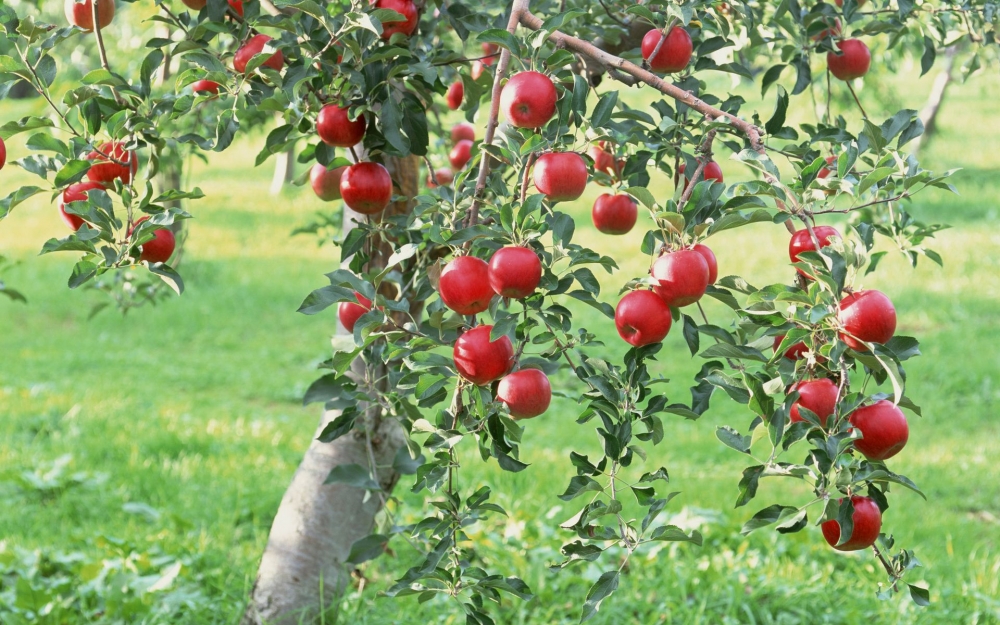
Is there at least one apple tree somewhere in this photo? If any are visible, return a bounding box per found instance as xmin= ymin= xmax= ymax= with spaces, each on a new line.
xmin=0 ymin=0 xmax=996 ymax=623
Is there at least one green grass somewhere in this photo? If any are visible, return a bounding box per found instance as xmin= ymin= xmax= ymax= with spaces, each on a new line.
xmin=2 ymin=69 xmax=1000 ymax=624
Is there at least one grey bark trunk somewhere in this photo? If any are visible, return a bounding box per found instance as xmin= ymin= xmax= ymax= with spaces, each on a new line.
xmin=914 ymin=46 xmax=957 ymax=154
xmin=270 ymin=143 xmax=296 ymax=195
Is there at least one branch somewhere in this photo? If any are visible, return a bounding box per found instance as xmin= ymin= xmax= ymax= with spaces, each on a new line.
xmin=90 ymin=2 xmax=126 ymax=107
xmin=677 ymin=128 xmax=717 ymax=210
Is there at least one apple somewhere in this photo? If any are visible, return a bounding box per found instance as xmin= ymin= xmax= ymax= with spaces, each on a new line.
xmin=439 ymin=256 xmax=494 ymax=314
xmin=374 ymin=0 xmax=419 ymax=39
xmin=451 ymin=122 xmax=475 ymax=144
xmin=446 ymin=80 xmax=464 ymax=110
xmin=191 ymin=79 xmax=220 ymax=95
xmin=310 ymin=164 xmax=348 ymax=201
xmin=453 ymin=325 xmax=514 ymax=385
xmin=849 ymin=400 xmax=909 ymax=461
xmin=827 ymin=39 xmax=871 ymax=81
xmin=182 ymin=0 xmax=207 ymax=9
xmin=651 ymin=249 xmax=710 ymax=308
xmin=86 ymin=142 xmax=137 ymax=186
xmin=678 ymin=160 xmax=724 ymax=185
xmin=65 ymin=0 xmax=114 ymax=31
xmin=692 ymin=243 xmax=718 ymax=284
xmin=129 ymin=217 xmax=176 ymax=264
xmin=835 ymin=0 xmax=867 ymax=6
xmin=471 ymin=60 xmax=486 ymax=81
xmin=340 ymin=162 xmax=393 ymax=215
xmin=588 ymin=142 xmax=624 ymax=180
xmin=773 ymin=334 xmax=810 ymax=361
xmin=789 ymin=378 xmax=839 ymax=424
xmin=316 ymin=104 xmax=367 ymax=148
xmin=449 ymin=140 xmax=474 ymax=170
xmin=228 ymin=0 xmax=244 ymax=17
xmin=338 ymin=291 xmax=374 ymax=332
xmin=811 ymin=17 xmax=841 ymax=41
xmin=533 ymin=152 xmax=588 ymax=202
xmin=641 ymin=27 xmax=693 ymax=73
xmin=591 ymin=194 xmax=638 ymax=235
xmin=426 ymin=167 xmax=454 ymax=188
xmin=817 ymin=155 xmax=836 ymax=179
xmin=234 ymin=34 xmax=284 ymax=74
xmin=58 ymin=181 xmax=106 ymax=230
xmin=500 ymin=71 xmax=558 ymax=129
xmin=788 ymin=225 xmax=840 ymax=278
xmin=0 ymin=136 xmax=6 ymax=171
xmin=837 ymin=289 xmax=896 ymax=351
xmin=488 ymin=246 xmax=541 ymax=299
xmin=615 ymin=290 xmax=672 ymax=347
xmin=481 ymin=43 xmax=499 ymax=66
xmin=821 ymin=496 xmax=882 ymax=551
xmin=497 ymin=369 xmax=551 ymax=419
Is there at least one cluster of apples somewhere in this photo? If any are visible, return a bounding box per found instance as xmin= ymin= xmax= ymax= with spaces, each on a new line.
xmin=784 ymin=224 xmax=908 ymax=551
xmin=816 ymin=0 xmax=872 ymax=81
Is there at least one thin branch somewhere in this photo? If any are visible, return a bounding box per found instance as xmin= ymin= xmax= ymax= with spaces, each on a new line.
xmin=677 ymin=128 xmax=717 ymax=210
xmin=90 ymin=2 xmax=125 ymax=107
xmin=598 ymin=0 xmax=628 ymax=28
xmin=846 ymin=80 xmax=868 ymax=119
xmin=432 ymin=52 xmax=501 ymax=67
xmin=645 ymin=18 xmax=678 ymax=70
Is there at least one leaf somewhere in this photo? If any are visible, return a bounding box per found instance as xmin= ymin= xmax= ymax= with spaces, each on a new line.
xmin=477 ymin=29 xmax=520 ymax=56
xmin=347 ymin=534 xmax=389 ymax=564
xmin=53 ymin=159 xmax=92 ymax=187
xmin=590 ymin=91 xmax=618 ymax=129
xmin=649 ymin=525 xmax=702 ymax=544
xmin=303 ymin=373 xmax=343 ymax=405
xmin=716 ymin=426 xmax=751 ymax=454
xmin=761 ymin=64 xmax=786 ymax=96
xmin=741 ymin=504 xmax=796 ymax=535
xmin=735 ymin=465 xmax=764 ymax=508
xmin=626 ymin=186 xmax=655 ymax=209
xmin=764 ymin=86 xmax=788 ymax=136
xmin=0 ymin=186 xmax=44 ymax=220
xmin=324 ymin=463 xmax=381 ymax=489
xmin=558 ymin=476 xmax=603 ymax=501
xmin=699 ymin=343 xmax=768 ymax=362
xmin=581 ymin=571 xmax=619 ymax=622
xmin=148 ymin=262 xmax=184 ymax=295
xmin=919 ymin=37 xmax=936 ymax=77
xmin=908 ymin=584 xmax=930 ymax=607
xmin=316 ymin=409 xmax=358 ymax=442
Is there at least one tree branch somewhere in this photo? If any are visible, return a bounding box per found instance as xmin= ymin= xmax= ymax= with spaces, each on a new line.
xmin=677 ymin=128 xmax=717 ymax=210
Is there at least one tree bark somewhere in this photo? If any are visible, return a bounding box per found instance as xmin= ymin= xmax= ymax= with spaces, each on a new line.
xmin=243 ymin=154 xmax=421 ymax=625
xmin=271 ymin=142 xmax=297 ymax=195
xmin=914 ymin=46 xmax=957 ymax=154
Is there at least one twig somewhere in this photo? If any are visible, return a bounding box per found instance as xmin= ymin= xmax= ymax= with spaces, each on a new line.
xmin=519 ymin=152 xmax=536 ymax=203
xmin=90 ymin=2 xmax=126 ymax=107
xmin=645 ymin=18 xmax=678 ymax=70
xmin=432 ymin=53 xmax=501 ymax=66
xmin=598 ymin=0 xmax=629 ymax=28
xmin=846 ymin=80 xmax=868 ymax=119
xmin=677 ymin=129 xmax=717 ymax=210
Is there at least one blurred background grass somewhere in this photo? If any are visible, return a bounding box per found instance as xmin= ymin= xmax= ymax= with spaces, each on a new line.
xmin=1 ymin=59 xmax=999 ymax=624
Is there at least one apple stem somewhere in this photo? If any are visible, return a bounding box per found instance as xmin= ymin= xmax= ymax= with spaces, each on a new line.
xmin=519 ymin=152 xmax=536 ymax=204
xmin=846 ymin=80 xmax=869 ymax=119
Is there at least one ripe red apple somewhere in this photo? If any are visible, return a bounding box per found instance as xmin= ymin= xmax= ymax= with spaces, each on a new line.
xmin=471 ymin=60 xmax=486 ymax=81
xmin=86 ymin=142 xmax=137 ymax=186
xmin=838 ymin=290 xmax=896 ymax=351
xmin=453 ymin=325 xmax=514 ymax=385
xmin=426 ymin=167 xmax=454 ymax=188
xmin=821 ymin=496 xmax=882 ymax=551
xmin=488 ymin=247 xmax=541 ymax=299
xmin=615 ymin=290 xmax=672 ymax=347
xmin=65 ymin=0 xmax=114 ymax=31
xmin=0 ymin=136 xmax=6 ymax=171
xmin=588 ymin=142 xmax=624 ymax=180
xmin=641 ymin=27 xmax=693 ymax=73
xmin=59 ymin=181 xmax=106 ymax=230
xmin=497 ymin=369 xmax=551 ymax=419
xmin=234 ymin=34 xmax=284 ymax=74
xmin=316 ymin=104 xmax=367 ymax=148
xmin=228 ymin=0 xmax=244 ymax=17
xmin=340 ymin=162 xmax=393 ymax=215
xmin=449 ymin=140 xmax=474 ymax=170
xmin=129 ymin=217 xmax=176 ymax=264
xmin=817 ymin=155 xmax=836 ymax=179
xmin=338 ymin=291 xmax=374 ymax=332
xmin=310 ymin=164 xmax=348 ymax=201
xmin=451 ymin=122 xmax=475 ymax=144
xmin=191 ymin=79 xmax=220 ymax=95
xmin=591 ymin=194 xmax=638 ymax=235
xmin=849 ymin=400 xmax=909 ymax=461
xmin=789 ymin=378 xmax=839 ymax=424
xmin=773 ymin=334 xmax=810 ymax=361
xmin=533 ymin=152 xmax=588 ymax=202
xmin=788 ymin=225 xmax=840 ymax=278
xmin=374 ymin=0 xmax=418 ymax=39
xmin=827 ymin=39 xmax=871 ymax=81
xmin=181 ymin=0 xmax=207 ymax=9
xmin=811 ymin=17 xmax=841 ymax=41
xmin=481 ymin=43 xmax=499 ymax=66
xmin=446 ymin=80 xmax=464 ymax=110
xmin=500 ymin=71 xmax=558 ymax=129
xmin=678 ymin=161 xmax=724 ymax=185
xmin=692 ymin=244 xmax=718 ymax=284
xmin=439 ymin=256 xmax=494 ymax=315
xmin=651 ymin=249 xmax=710 ymax=308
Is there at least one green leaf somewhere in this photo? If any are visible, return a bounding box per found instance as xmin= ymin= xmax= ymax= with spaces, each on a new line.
xmin=741 ymin=504 xmax=797 ymax=535
xmin=148 ymin=262 xmax=184 ymax=295
xmin=477 ymin=29 xmax=520 ymax=56
xmin=699 ymin=343 xmax=768 ymax=362
xmin=626 ymin=186 xmax=656 ymax=209
xmin=53 ymin=159 xmax=92 ymax=187
xmin=908 ymin=584 xmax=930 ymax=607
xmin=581 ymin=570 xmax=619 ymax=622
xmin=316 ymin=409 xmax=358 ymax=442
xmin=716 ymin=426 xmax=751 ymax=454
xmin=649 ymin=525 xmax=703 ymax=544
xmin=346 ymin=533 xmax=389 ymax=564
xmin=0 ymin=186 xmax=44 ymax=220
xmin=590 ymin=91 xmax=618 ymax=129
xmin=919 ymin=37 xmax=936 ymax=77
xmin=324 ymin=463 xmax=382 ymax=489
xmin=558 ymin=476 xmax=603 ymax=501
xmin=761 ymin=64 xmax=786 ymax=96
xmin=764 ymin=86 xmax=788 ymax=136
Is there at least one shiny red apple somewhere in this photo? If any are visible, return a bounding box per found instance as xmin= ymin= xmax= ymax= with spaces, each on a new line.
xmin=310 ymin=164 xmax=348 ymax=201
xmin=451 ymin=122 xmax=475 ymax=144
xmin=641 ymin=27 xmax=693 ymax=73
xmin=500 ymin=71 xmax=558 ymax=129
xmin=0 ymin=136 xmax=6 ymax=171
xmin=439 ymin=256 xmax=493 ymax=315
xmin=533 ymin=152 xmax=588 ymax=202
xmin=426 ymin=167 xmax=454 ymax=188
xmin=788 ymin=225 xmax=840 ymax=278
xmin=678 ymin=160 xmax=724 ymax=185
xmin=86 ymin=142 xmax=137 ymax=186
xmin=453 ymin=325 xmax=514 ymax=385
xmin=789 ymin=378 xmax=839 ymax=424
xmin=692 ymin=243 xmax=718 ymax=284
xmin=821 ymin=496 xmax=882 ymax=551
xmin=773 ymin=334 xmax=810 ymax=361
xmin=129 ymin=217 xmax=176 ymax=264
xmin=828 ymin=39 xmax=871 ymax=81
xmin=488 ymin=247 xmax=541 ymax=299
xmin=317 ymin=104 xmax=367 ymax=148
xmin=449 ymin=140 xmax=474 ymax=170
xmin=338 ymin=291 xmax=374 ymax=332
xmin=446 ymin=80 xmax=463 ymax=110
xmin=234 ymin=34 xmax=284 ymax=74
xmin=191 ymin=79 xmax=220 ymax=94
xmin=340 ymin=162 xmax=393 ymax=215
xmin=849 ymin=400 xmax=909 ymax=461
xmin=838 ymin=289 xmax=896 ymax=351
xmin=615 ymin=290 xmax=673 ymax=347
xmin=651 ymin=249 xmax=710 ymax=308
xmin=65 ymin=0 xmax=114 ymax=31
xmin=591 ymin=193 xmax=638 ymax=235
xmin=497 ymin=369 xmax=551 ymax=419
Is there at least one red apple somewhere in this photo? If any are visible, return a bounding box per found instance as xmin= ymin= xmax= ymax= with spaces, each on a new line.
xmin=481 ymin=43 xmax=499 ymax=66
xmin=849 ymin=400 xmax=909 ymax=461
xmin=191 ymin=79 xmax=220 ymax=95
xmin=439 ymin=256 xmax=493 ymax=315
xmin=129 ymin=216 xmax=176 ymax=264
xmin=374 ymin=0 xmax=419 ymax=39
xmin=641 ymin=27 xmax=693 ymax=73
xmin=692 ymin=244 xmax=718 ymax=284
xmin=588 ymin=142 xmax=624 ymax=180
xmin=615 ymin=290 xmax=672 ymax=347
xmin=773 ymin=334 xmax=810 ymax=361
xmin=789 ymin=378 xmax=839 ymax=424
xmin=340 ymin=162 xmax=393 ymax=215
xmin=316 ymin=104 xmax=367 ymax=148
xmin=182 ymin=0 xmax=207 ymax=9
xmin=59 ymin=181 xmax=106 ymax=230
xmin=817 ymin=155 xmax=836 ymax=179
xmin=86 ymin=142 xmax=137 ymax=186
xmin=234 ymin=34 xmax=284 ymax=74
xmin=310 ymin=164 xmax=348 ymax=201
xmin=651 ymin=250 xmax=710 ymax=308
xmin=788 ymin=225 xmax=840 ymax=278
xmin=453 ymin=325 xmax=514 ymax=385
xmin=678 ymin=160 xmax=724 ymax=185
xmin=827 ymin=39 xmax=871 ymax=81
xmin=446 ymin=80 xmax=464 ymax=110
xmin=471 ymin=60 xmax=486 ymax=81
xmin=533 ymin=152 xmax=588 ymax=202
xmin=488 ymin=246 xmax=541 ymax=299
xmin=65 ymin=0 xmax=114 ymax=31
xmin=228 ymin=0 xmax=244 ymax=17
xmin=338 ymin=291 xmax=374 ymax=332
xmin=591 ymin=193 xmax=638 ymax=235
xmin=497 ymin=369 xmax=551 ymax=419
xmin=811 ymin=17 xmax=841 ymax=41
xmin=0 ymin=136 xmax=6 ymax=171
xmin=838 ymin=290 xmax=896 ymax=351
xmin=821 ymin=496 xmax=882 ymax=551
xmin=451 ymin=122 xmax=475 ymax=144
xmin=500 ymin=71 xmax=558 ymax=129
xmin=449 ymin=140 xmax=474 ymax=170
xmin=426 ymin=167 xmax=454 ymax=188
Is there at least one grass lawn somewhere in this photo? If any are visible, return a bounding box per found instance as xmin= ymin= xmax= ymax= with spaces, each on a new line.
xmin=2 ymin=68 xmax=999 ymax=624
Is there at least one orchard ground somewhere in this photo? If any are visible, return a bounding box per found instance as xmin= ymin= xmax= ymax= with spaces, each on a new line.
xmin=2 ymin=69 xmax=999 ymax=624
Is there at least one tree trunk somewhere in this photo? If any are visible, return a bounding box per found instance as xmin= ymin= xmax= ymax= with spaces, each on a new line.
xmin=271 ymin=143 xmax=297 ymax=195
xmin=243 ymin=154 xmax=421 ymax=625
xmin=914 ymin=46 xmax=957 ymax=154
